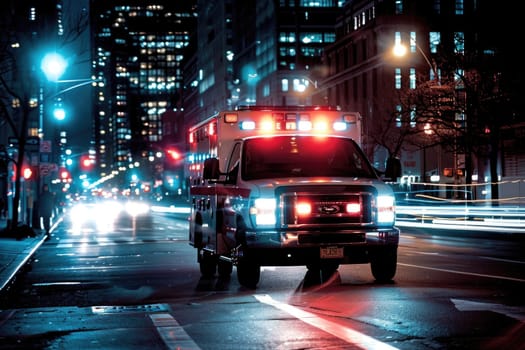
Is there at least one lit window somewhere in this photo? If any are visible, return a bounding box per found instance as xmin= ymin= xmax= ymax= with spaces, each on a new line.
xmin=455 ymin=0 xmax=464 ymax=15
xmin=429 ymin=32 xmax=440 ymax=53
xmin=410 ymin=106 xmax=416 ymax=128
xmin=395 ymin=31 xmax=401 ymax=46
xmin=281 ymin=78 xmax=289 ymax=92
xmin=395 ymin=0 xmax=403 ymax=14
xmin=396 ymin=105 xmax=402 ymax=128
xmin=410 ymin=32 xmax=416 ymax=53
xmin=454 ymin=32 xmax=464 ymax=54
xmin=395 ymin=68 xmax=402 ymax=89
xmin=409 ymin=68 xmax=416 ymax=89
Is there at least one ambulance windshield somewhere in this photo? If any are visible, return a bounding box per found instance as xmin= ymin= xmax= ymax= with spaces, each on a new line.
xmin=242 ymin=136 xmax=376 ymax=180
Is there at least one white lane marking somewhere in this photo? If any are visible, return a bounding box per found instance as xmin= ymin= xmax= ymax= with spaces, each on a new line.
xmin=451 ymin=298 xmax=525 ymax=322
xmin=481 ymin=256 xmax=525 ymax=264
xmin=396 ymin=220 xmax=525 ymax=233
xmin=398 ymin=262 xmax=525 ymax=283
xmin=255 ymin=294 xmax=399 ymax=350
xmin=149 ymin=313 xmax=201 ymax=350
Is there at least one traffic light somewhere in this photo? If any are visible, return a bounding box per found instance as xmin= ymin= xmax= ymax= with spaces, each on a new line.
xmin=164 ymin=147 xmax=183 ymax=170
xmin=80 ymin=154 xmax=94 ymax=171
xmin=59 ymin=167 xmax=71 ymax=183
xmin=23 ymin=166 xmax=33 ymax=180
xmin=166 ymin=148 xmax=182 ymax=161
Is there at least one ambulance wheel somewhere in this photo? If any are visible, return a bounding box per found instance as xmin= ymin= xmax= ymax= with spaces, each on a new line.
xmin=199 ymin=250 xmax=217 ymax=277
xmin=217 ymin=259 xmax=233 ymax=277
xmin=236 ymin=259 xmax=260 ymax=289
xmin=370 ymin=246 xmax=397 ymax=282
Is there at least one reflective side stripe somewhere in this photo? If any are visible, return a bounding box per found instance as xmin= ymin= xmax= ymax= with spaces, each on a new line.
xmin=190 ymin=186 xmax=251 ymax=198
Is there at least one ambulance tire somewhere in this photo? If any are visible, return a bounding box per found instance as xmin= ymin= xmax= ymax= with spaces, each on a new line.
xmin=199 ymin=250 xmax=217 ymax=277
xmin=370 ymin=246 xmax=397 ymax=282
xmin=218 ymin=259 xmax=233 ymax=277
xmin=236 ymin=259 xmax=260 ymax=289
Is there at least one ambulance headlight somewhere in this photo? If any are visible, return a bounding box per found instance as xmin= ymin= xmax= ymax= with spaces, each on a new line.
xmin=376 ymin=195 xmax=395 ymax=225
xmin=249 ymin=198 xmax=276 ymax=227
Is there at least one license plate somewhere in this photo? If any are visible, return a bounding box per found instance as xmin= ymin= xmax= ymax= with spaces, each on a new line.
xmin=320 ymin=246 xmax=344 ymax=259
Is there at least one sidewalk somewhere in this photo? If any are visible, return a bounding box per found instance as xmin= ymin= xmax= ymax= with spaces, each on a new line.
xmin=0 ymin=218 xmax=51 ymax=293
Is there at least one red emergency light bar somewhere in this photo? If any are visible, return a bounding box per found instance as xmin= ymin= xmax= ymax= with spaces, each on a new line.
xmin=189 ymin=109 xmax=359 ymax=144
xmin=227 ymin=111 xmax=352 ymax=133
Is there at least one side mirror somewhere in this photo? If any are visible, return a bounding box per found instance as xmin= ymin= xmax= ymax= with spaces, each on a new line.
xmin=203 ymin=158 xmax=220 ymax=180
xmin=384 ymin=157 xmax=402 ymax=182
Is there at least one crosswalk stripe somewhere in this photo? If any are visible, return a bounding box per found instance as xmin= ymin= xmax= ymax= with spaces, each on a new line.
xmin=150 ymin=313 xmax=201 ymax=350
xmin=255 ymin=294 xmax=399 ymax=350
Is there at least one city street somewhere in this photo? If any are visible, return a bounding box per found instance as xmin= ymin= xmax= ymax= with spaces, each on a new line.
xmin=0 ymin=204 xmax=523 ymax=349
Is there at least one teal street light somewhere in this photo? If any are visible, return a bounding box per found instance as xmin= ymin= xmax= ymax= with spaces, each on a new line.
xmin=52 ymin=97 xmax=66 ymax=121
xmin=40 ymin=52 xmax=68 ymax=137
xmin=53 ymin=106 xmax=66 ymax=121
xmin=41 ymin=52 xmax=68 ymax=82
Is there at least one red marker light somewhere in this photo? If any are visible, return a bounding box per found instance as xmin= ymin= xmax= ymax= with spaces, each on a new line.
xmin=346 ymin=203 xmax=361 ymax=215
xmin=209 ymin=122 xmax=216 ymax=136
xmin=295 ymin=201 xmax=312 ymax=216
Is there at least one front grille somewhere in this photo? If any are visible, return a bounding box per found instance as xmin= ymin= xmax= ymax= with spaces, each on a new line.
xmin=278 ymin=185 xmax=376 ymax=228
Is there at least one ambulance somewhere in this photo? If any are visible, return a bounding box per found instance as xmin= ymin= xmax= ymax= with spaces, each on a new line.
xmin=187 ymin=105 xmax=399 ymax=288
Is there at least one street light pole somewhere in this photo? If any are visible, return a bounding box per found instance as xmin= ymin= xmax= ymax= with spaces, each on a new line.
xmin=295 ymin=76 xmax=322 ymax=105
xmin=393 ymin=38 xmax=441 ymax=184
xmin=392 ymin=38 xmax=439 ymax=83
xmin=39 ymin=52 xmax=99 ymax=211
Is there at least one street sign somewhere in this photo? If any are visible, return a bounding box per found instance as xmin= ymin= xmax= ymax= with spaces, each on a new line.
xmin=40 ymin=164 xmax=50 ymax=176
xmin=26 ymin=136 xmax=40 ymax=145
xmin=40 ymin=140 xmax=52 ymax=153
xmin=7 ymin=136 xmax=41 ymax=147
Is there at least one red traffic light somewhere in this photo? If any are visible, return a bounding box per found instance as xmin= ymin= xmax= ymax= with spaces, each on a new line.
xmin=166 ymin=148 xmax=182 ymax=160
xmin=23 ymin=166 xmax=33 ymax=180
xmin=59 ymin=167 xmax=71 ymax=182
xmin=80 ymin=154 xmax=94 ymax=170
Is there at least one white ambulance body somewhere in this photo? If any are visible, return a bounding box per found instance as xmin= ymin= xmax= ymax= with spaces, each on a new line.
xmin=187 ymin=105 xmax=399 ymax=288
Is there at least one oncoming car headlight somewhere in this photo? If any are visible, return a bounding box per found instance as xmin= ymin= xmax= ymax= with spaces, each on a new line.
xmin=249 ymin=198 xmax=276 ymax=227
xmin=125 ymin=201 xmax=150 ymax=216
xmin=376 ymin=195 xmax=395 ymax=225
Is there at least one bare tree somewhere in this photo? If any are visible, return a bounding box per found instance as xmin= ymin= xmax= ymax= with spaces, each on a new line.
xmin=390 ymin=33 xmax=522 ymax=203
xmin=0 ymin=1 xmax=88 ymax=231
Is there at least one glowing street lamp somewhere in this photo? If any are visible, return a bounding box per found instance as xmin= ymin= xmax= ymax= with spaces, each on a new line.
xmin=392 ymin=37 xmax=442 ymax=182
xmin=53 ymin=107 xmax=66 ymax=120
xmin=41 ymin=52 xmax=68 ymax=82
xmin=392 ymin=38 xmax=439 ymax=82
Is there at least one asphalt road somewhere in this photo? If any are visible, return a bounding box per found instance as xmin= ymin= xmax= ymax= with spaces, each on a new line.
xmin=0 ymin=207 xmax=523 ymax=350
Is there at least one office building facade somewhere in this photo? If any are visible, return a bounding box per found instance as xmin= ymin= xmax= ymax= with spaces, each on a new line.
xmin=89 ymin=0 xmax=197 ymax=188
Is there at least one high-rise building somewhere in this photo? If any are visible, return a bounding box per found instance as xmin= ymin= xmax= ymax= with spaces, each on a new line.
xmin=185 ymin=0 xmax=343 ymax=127
xmin=320 ymin=0 xmax=523 ymax=200
xmin=89 ymin=0 xmax=197 ymax=185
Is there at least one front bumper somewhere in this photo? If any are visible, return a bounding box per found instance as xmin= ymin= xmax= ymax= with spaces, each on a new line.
xmin=238 ymin=227 xmax=399 ymax=266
